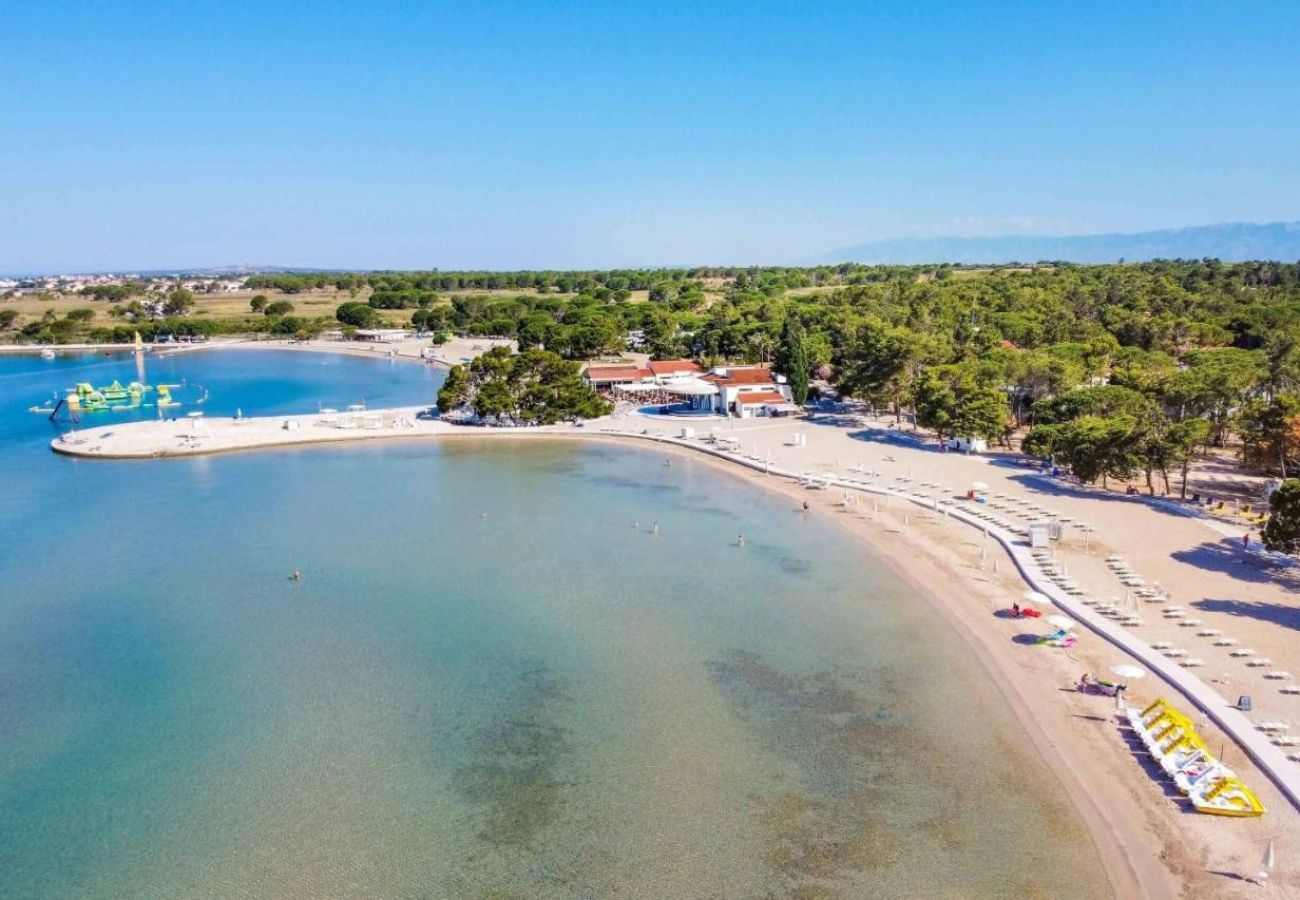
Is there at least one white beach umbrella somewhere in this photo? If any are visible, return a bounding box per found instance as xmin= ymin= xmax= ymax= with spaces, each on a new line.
xmin=1259 ymin=838 xmax=1275 ymax=885
xmin=971 ymin=481 xmax=989 ymax=492
xmin=1046 ymin=615 xmax=1076 ymax=630
xmin=1111 ymin=664 xmax=1146 ymax=680
xmin=1023 ymin=590 xmax=1050 ymax=605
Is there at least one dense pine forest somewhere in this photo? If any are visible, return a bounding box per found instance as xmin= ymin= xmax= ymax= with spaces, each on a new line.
xmin=260 ymin=260 xmax=1300 ymax=484
xmin=11 ymin=260 xmax=1300 ymax=480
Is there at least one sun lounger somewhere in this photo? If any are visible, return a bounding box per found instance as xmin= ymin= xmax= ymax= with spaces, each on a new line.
xmin=1266 ymin=671 xmax=1293 ymax=680
xmin=1213 ymin=638 xmax=1238 ymax=646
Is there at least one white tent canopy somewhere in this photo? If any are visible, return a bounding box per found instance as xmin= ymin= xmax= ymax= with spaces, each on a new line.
xmin=664 ymin=380 xmax=719 ymax=396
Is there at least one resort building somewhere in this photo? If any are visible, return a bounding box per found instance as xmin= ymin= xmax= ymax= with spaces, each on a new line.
xmin=697 ymin=364 xmax=797 ymax=418
xmin=584 ymin=359 xmax=796 ymax=417
xmin=646 ymin=359 xmax=703 ymax=382
xmin=354 ymin=328 xmax=412 ymax=342
xmin=583 ymin=364 xmax=652 ymax=391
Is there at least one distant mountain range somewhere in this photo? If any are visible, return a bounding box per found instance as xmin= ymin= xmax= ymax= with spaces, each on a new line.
xmin=815 ymin=221 xmax=1300 ymax=266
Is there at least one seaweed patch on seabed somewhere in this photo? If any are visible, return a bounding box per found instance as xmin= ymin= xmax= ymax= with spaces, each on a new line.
xmin=707 ymin=650 xmax=942 ymax=896
xmin=454 ymin=664 xmax=573 ymax=851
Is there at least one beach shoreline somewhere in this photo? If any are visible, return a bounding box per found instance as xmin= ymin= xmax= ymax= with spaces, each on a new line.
xmin=49 ymin=420 xmax=1261 ymax=897
xmin=43 ymin=357 xmax=1300 ymax=896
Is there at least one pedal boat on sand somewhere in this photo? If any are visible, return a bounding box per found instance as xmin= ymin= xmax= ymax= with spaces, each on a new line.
xmin=1126 ymin=698 xmax=1265 ymax=817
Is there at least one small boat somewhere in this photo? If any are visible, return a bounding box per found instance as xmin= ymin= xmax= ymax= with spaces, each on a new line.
xmin=1190 ymin=776 xmax=1265 ymax=817
xmin=1128 ymin=697 xmax=1265 ymax=817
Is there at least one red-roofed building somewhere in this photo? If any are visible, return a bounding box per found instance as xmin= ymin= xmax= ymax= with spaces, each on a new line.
xmin=696 ymin=364 xmax=797 ymax=417
xmin=583 ymin=365 xmax=651 ymax=390
xmin=734 ymin=390 xmax=788 ymax=406
xmin=647 ymin=359 xmax=702 ymax=380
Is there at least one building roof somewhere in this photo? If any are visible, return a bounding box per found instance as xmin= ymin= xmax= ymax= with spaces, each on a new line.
xmin=735 ymin=390 xmax=788 ymax=405
xmin=647 ymin=359 xmax=702 ymax=376
xmin=584 ymin=365 xmax=650 ymax=382
xmin=704 ymin=365 xmax=777 ymax=386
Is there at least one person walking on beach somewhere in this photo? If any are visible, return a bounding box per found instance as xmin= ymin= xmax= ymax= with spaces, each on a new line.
xmin=1243 ymin=533 xmax=1251 ymax=550
xmin=651 ymin=522 xmax=660 ymax=535
xmin=802 ymin=500 xmax=809 ymax=512
xmin=737 ymin=534 xmax=745 ymax=547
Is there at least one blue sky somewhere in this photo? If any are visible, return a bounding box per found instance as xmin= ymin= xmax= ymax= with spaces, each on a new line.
xmin=3 ymin=1 xmax=1299 ymax=272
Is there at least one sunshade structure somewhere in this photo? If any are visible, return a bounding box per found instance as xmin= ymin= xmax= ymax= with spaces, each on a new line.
xmin=1023 ymin=590 xmax=1051 ymax=605
xmin=1046 ymin=615 xmax=1076 ymax=630
xmin=1111 ymin=664 xmax=1146 ymax=680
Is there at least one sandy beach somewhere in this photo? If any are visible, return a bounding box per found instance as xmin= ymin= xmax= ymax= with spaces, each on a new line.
xmin=45 ymin=358 xmax=1300 ymax=897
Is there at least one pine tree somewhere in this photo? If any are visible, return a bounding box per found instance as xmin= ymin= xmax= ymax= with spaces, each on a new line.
xmin=778 ymin=319 xmax=810 ymax=405
xmin=1263 ymin=479 xmax=1300 ymax=553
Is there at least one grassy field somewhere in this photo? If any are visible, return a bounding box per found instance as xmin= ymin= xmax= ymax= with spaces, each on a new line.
xmin=0 ymin=286 xmax=659 ymax=328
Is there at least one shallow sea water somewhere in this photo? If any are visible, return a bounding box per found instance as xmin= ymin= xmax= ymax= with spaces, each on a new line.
xmin=0 ymin=350 xmax=1109 ymax=898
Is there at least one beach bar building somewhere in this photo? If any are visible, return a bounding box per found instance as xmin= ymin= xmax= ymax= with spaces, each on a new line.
xmin=702 ymin=365 xmax=797 ymax=418
xmin=583 ymin=364 xmax=652 ymax=391
xmin=354 ymin=328 xmax=412 ymax=342
xmin=583 ymin=359 xmax=796 ymax=417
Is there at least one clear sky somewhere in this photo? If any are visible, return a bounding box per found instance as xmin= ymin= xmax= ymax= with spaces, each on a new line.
xmin=3 ymin=1 xmax=1299 ymax=272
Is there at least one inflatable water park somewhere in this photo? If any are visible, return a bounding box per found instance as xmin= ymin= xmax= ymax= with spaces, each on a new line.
xmin=67 ymin=380 xmax=178 ymax=412
xmin=30 ymin=378 xmax=193 ymax=421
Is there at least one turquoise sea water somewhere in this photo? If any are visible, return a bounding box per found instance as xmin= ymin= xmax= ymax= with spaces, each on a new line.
xmin=0 ymin=349 xmax=1108 ymax=898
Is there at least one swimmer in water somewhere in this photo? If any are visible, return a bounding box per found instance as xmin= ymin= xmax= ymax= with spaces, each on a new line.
xmin=737 ymin=534 xmax=745 ymax=547
xmin=292 ymin=569 xmax=301 ymax=582
xmin=651 ymin=522 xmax=660 ymax=535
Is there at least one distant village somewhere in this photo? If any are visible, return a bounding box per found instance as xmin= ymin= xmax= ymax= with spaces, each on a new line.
xmin=0 ymin=273 xmax=248 ymax=299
